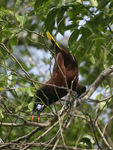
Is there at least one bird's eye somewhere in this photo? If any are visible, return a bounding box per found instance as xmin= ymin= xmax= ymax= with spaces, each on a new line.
xmin=36 ymin=104 xmax=42 ymax=110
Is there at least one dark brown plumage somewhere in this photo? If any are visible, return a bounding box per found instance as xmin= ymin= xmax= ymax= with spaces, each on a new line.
xmin=31 ymin=32 xmax=86 ymax=122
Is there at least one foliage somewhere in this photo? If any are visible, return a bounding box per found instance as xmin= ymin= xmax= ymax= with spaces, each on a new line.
xmin=0 ymin=0 xmax=113 ymax=149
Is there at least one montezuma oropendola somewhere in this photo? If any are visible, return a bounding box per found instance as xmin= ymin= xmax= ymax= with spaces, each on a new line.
xmin=31 ymin=31 xmax=86 ymax=123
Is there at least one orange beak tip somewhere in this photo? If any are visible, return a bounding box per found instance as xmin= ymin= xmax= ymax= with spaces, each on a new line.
xmin=38 ymin=117 xmax=40 ymax=123
xmin=31 ymin=115 xmax=34 ymax=122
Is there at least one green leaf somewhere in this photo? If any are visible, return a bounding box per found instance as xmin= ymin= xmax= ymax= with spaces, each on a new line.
xmin=0 ymin=46 xmax=7 ymax=58
xmin=89 ymin=54 xmax=95 ymax=64
xmin=0 ymin=109 xmax=2 ymax=114
xmin=64 ymin=24 xmax=78 ymax=31
xmin=103 ymin=64 xmax=108 ymax=69
xmin=96 ymin=94 xmax=107 ymax=110
xmin=0 ymin=9 xmax=13 ymax=16
xmin=0 ymin=109 xmax=4 ymax=119
xmin=89 ymin=0 xmax=98 ymax=6
xmin=45 ymin=8 xmax=58 ymax=32
xmin=0 ymin=75 xmax=7 ymax=88
xmin=0 ymin=113 xmax=4 ymax=119
xmin=102 ymin=16 xmax=110 ymax=27
xmin=15 ymin=88 xmax=25 ymax=93
xmin=99 ymin=101 xmax=106 ymax=110
xmin=71 ymin=4 xmax=85 ymax=15
xmin=81 ymin=27 xmax=92 ymax=48
xmin=82 ymin=135 xmax=95 ymax=144
xmin=86 ymin=41 xmax=95 ymax=54
xmin=28 ymin=102 xmax=34 ymax=111
xmin=91 ymin=12 xmax=103 ymax=29
xmin=11 ymin=37 xmax=18 ymax=46
xmin=7 ymin=75 xmax=16 ymax=87
xmin=55 ymin=0 xmax=62 ymax=6
xmin=96 ymin=94 xmax=102 ymax=100
xmin=25 ymin=87 xmax=34 ymax=97
xmin=15 ymin=14 xmax=28 ymax=26
xmin=57 ymin=6 xmax=68 ymax=35
xmin=76 ymin=0 xmax=82 ymax=4
xmin=34 ymin=0 xmax=49 ymax=10
xmin=103 ymin=34 xmax=113 ymax=45
xmin=15 ymin=102 xmax=28 ymax=113
xmin=109 ymin=2 xmax=113 ymax=9
xmin=105 ymin=85 xmax=110 ymax=91
xmin=68 ymin=30 xmax=80 ymax=47
xmin=97 ymin=0 xmax=109 ymax=10
xmin=0 ymin=87 xmax=3 ymax=91
xmin=15 ymin=0 xmax=21 ymax=6
xmin=90 ymin=0 xmax=98 ymax=7
xmin=0 ymin=32 xmax=3 ymax=43
xmin=15 ymin=87 xmax=35 ymax=97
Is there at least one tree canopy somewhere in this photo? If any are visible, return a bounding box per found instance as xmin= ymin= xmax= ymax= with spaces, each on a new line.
xmin=0 ymin=0 xmax=113 ymax=149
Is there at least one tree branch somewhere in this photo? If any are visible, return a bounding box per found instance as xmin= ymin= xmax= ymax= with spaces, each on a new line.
xmin=79 ymin=65 xmax=113 ymax=103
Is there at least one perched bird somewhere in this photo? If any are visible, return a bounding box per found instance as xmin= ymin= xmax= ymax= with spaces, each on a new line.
xmin=31 ymin=31 xmax=86 ymax=123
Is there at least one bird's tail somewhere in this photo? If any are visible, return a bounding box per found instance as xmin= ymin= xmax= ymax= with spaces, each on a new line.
xmin=46 ymin=31 xmax=62 ymax=55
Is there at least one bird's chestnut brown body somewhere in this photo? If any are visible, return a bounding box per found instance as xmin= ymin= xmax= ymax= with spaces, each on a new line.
xmin=32 ymin=32 xmax=86 ymax=122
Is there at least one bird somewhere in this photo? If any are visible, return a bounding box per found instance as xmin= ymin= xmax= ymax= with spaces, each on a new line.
xmin=31 ymin=31 xmax=86 ymax=123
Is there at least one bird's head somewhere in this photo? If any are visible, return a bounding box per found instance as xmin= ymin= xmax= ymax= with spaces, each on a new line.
xmin=31 ymin=103 xmax=45 ymax=123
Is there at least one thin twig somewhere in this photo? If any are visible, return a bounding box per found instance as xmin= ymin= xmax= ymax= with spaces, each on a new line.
xmin=95 ymin=122 xmax=112 ymax=149
xmin=102 ymin=46 xmax=113 ymax=57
